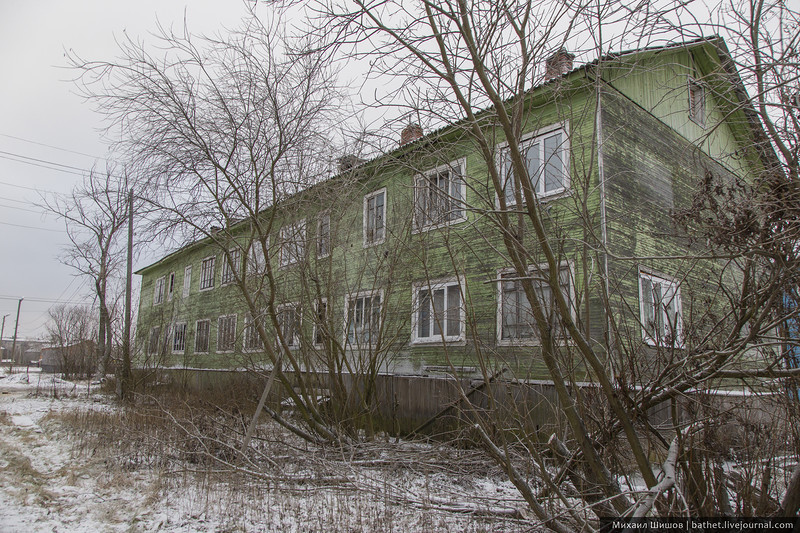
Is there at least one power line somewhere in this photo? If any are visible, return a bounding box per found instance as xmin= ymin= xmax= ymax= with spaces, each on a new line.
xmin=0 ymin=155 xmax=87 ymax=179
xmin=0 ymin=133 xmax=107 ymax=161
xmin=0 ymin=149 xmax=94 ymax=173
xmin=0 ymin=220 xmax=64 ymax=233
xmin=0 ymin=202 xmax=45 ymax=214
xmin=0 ymin=178 xmax=55 ymax=193
xmin=0 ymin=195 xmax=35 ymax=204
xmin=0 ymin=295 xmax=92 ymax=305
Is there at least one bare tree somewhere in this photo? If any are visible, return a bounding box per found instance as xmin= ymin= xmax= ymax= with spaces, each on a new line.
xmin=45 ymin=303 xmax=97 ymax=378
xmin=67 ymin=13 xmax=416 ymax=442
xmin=306 ymin=0 xmax=800 ymax=526
xmin=39 ymin=166 xmax=134 ymax=381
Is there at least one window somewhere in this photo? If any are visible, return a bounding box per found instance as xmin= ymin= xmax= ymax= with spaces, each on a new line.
xmin=247 ymin=238 xmax=267 ymax=275
xmin=499 ymin=125 xmax=568 ymax=205
xmin=217 ymin=315 xmax=237 ymax=352
xmin=363 ymin=189 xmax=386 ymax=246
xmin=167 ymin=272 xmax=175 ymax=301
xmin=148 ymin=326 xmax=162 ymax=355
xmin=195 ymin=319 xmax=210 ymax=353
xmin=153 ymin=277 xmax=165 ymax=305
xmin=172 ymin=322 xmax=187 ymax=353
xmin=221 ymin=249 xmax=241 ymax=285
xmin=688 ymin=78 xmax=705 ymax=126
xmin=412 ymin=280 xmax=463 ymax=343
xmin=277 ymin=305 xmax=301 ymax=348
xmin=280 ymin=221 xmax=306 ymax=267
xmin=498 ymin=265 xmax=573 ymax=344
xmin=183 ymin=265 xmax=192 ymax=298
xmin=639 ymin=271 xmax=682 ymax=347
xmin=200 ymin=257 xmax=215 ymax=290
xmin=346 ymin=292 xmax=381 ymax=347
xmin=243 ymin=313 xmax=264 ymax=352
xmin=414 ymin=161 xmax=466 ymax=230
xmin=317 ymin=211 xmax=331 ymax=258
xmin=314 ymin=300 xmax=328 ymax=346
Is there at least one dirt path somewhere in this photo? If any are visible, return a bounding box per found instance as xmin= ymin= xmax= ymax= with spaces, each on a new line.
xmin=0 ymin=388 xmax=167 ymax=532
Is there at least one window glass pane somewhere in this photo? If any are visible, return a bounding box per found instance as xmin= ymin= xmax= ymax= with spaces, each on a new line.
xmin=370 ymin=295 xmax=380 ymax=342
xmin=375 ymin=193 xmax=384 ymax=238
xmin=446 ymin=286 xmax=460 ymax=337
xmin=418 ymin=290 xmax=430 ymax=338
xmin=641 ymin=277 xmax=654 ymax=338
xmin=449 ymin=168 xmax=463 ymax=219
xmin=525 ymin=141 xmax=540 ymax=193
xmin=503 ymin=150 xmax=515 ymax=205
xmin=183 ymin=266 xmax=192 ymax=297
xmin=195 ymin=320 xmax=210 ymax=352
xmin=432 ymin=289 xmax=444 ymax=336
xmin=544 ymin=133 xmax=563 ymax=192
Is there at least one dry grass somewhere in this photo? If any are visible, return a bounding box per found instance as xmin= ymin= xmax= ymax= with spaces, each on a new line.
xmin=38 ymin=390 xmax=529 ymax=532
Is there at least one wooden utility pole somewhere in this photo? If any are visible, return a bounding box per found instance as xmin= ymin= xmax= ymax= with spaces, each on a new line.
xmin=119 ymin=190 xmax=133 ymax=399
xmin=10 ymin=298 xmax=22 ymax=367
xmin=0 ymin=314 xmax=8 ymax=361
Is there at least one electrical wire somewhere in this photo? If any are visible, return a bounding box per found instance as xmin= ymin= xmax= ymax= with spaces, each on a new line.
xmin=0 ymin=133 xmax=106 ymax=161
xmin=0 ymin=202 xmax=45 ymax=214
xmin=0 ymin=220 xmax=65 ymax=233
xmin=0 ymin=295 xmax=91 ymax=305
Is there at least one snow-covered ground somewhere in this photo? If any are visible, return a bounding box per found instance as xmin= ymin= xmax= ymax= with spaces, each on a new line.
xmin=0 ymin=367 xmax=530 ymax=532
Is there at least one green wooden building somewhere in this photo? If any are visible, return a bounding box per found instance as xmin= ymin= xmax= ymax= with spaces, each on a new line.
xmin=134 ymin=37 xmax=768 ymax=384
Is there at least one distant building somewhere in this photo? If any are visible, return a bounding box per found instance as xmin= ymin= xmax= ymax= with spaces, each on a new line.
xmin=41 ymin=340 xmax=97 ymax=376
xmin=0 ymin=339 xmax=47 ymax=365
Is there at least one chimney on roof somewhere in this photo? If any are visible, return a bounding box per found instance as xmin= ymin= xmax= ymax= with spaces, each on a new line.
xmin=337 ymin=154 xmax=365 ymax=173
xmin=400 ymin=123 xmax=423 ymax=146
xmin=544 ymin=49 xmax=575 ymax=80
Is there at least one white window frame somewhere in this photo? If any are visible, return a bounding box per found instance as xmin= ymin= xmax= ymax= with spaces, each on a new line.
xmin=411 ymin=278 xmax=465 ymax=344
xmin=217 ymin=314 xmax=237 ymax=353
xmin=194 ymin=319 xmax=211 ymax=354
xmin=247 ymin=237 xmax=268 ymax=275
xmin=280 ymin=221 xmax=306 ymax=268
xmin=243 ymin=313 xmax=264 ymax=352
xmin=413 ymin=159 xmax=467 ymax=232
xmin=172 ymin=322 xmax=187 ymax=354
xmin=148 ymin=326 xmax=162 ymax=355
xmin=317 ymin=211 xmax=331 ymax=259
xmin=183 ymin=265 xmax=192 ymax=298
xmin=167 ymin=272 xmax=175 ymax=301
xmin=276 ymin=303 xmax=301 ymax=348
xmin=200 ymin=256 xmax=215 ymax=291
xmin=688 ymin=77 xmax=706 ymax=127
xmin=313 ymin=298 xmax=328 ymax=347
xmin=345 ymin=290 xmax=383 ymax=348
xmin=153 ymin=276 xmax=165 ymax=306
xmin=639 ymin=270 xmax=683 ymax=347
xmin=220 ymin=248 xmax=241 ymax=286
xmin=363 ymin=188 xmax=386 ymax=247
xmin=497 ymin=123 xmax=570 ymax=206
xmin=496 ymin=263 xmax=575 ymax=346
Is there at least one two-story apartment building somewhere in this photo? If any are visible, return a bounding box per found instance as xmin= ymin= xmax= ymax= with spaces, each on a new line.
xmin=134 ymin=37 xmax=768 ymax=386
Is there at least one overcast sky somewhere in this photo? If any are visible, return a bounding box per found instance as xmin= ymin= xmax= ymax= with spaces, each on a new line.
xmin=0 ymin=1 xmax=255 ymax=340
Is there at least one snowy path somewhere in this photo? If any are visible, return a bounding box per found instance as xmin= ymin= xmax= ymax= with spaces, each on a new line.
xmin=0 ymin=372 xmax=528 ymax=532
xmin=0 ymin=388 xmax=148 ymax=532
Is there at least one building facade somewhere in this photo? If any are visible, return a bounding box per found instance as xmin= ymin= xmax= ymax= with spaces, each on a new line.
xmin=134 ymin=38 xmax=767 ymax=382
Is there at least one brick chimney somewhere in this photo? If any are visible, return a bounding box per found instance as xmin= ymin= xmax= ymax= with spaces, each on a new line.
xmin=544 ymin=49 xmax=575 ymax=80
xmin=400 ymin=123 xmax=423 ymax=146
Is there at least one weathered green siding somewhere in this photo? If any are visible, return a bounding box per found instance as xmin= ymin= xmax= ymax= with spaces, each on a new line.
xmin=135 ymin=39 xmax=763 ymax=382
